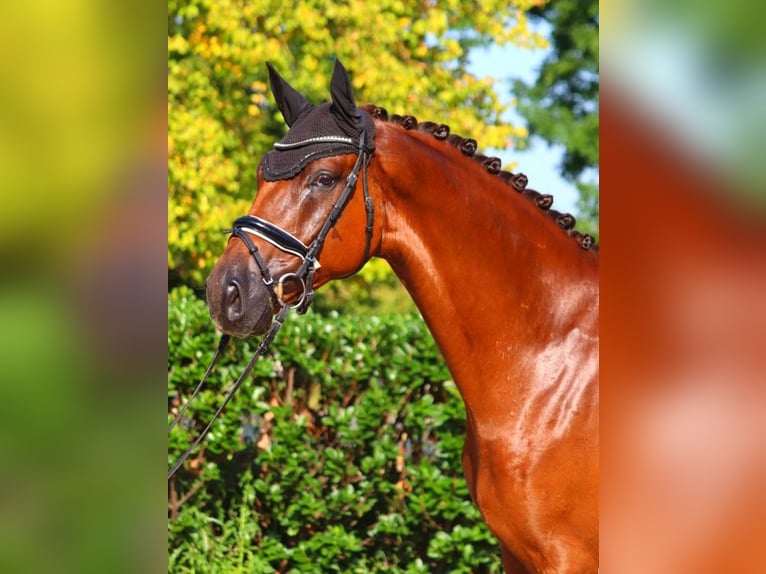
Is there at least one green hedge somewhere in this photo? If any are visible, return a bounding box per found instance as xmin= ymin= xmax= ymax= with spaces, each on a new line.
xmin=168 ymin=287 xmax=501 ymax=573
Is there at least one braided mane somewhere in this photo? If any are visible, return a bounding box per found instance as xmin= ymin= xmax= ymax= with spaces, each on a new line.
xmin=362 ymin=105 xmax=597 ymax=251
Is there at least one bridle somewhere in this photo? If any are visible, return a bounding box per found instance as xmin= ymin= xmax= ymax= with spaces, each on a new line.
xmin=168 ymin=126 xmax=374 ymax=480
xmin=229 ymin=128 xmax=375 ymax=315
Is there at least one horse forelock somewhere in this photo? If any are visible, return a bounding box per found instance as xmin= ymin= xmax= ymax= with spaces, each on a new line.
xmin=362 ymin=104 xmax=598 ymax=251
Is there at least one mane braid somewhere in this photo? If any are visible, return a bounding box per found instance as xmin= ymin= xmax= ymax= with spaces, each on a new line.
xmin=363 ymin=105 xmax=598 ymax=250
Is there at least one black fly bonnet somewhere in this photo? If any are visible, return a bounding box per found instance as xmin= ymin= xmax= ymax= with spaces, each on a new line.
xmin=261 ymin=62 xmax=376 ymax=181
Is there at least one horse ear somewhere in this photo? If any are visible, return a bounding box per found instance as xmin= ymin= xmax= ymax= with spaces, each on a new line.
xmin=266 ymin=62 xmax=313 ymax=127
xmin=330 ymin=59 xmax=360 ymax=126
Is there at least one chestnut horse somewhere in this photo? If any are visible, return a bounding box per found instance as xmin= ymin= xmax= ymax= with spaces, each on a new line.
xmin=206 ymin=60 xmax=599 ymax=573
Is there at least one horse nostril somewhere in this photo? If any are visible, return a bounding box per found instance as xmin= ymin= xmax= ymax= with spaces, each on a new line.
xmin=225 ymin=281 xmax=243 ymax=322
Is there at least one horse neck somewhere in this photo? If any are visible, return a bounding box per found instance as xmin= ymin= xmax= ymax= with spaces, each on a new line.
xmin=373 ymin=127 xmax=599 ymax=409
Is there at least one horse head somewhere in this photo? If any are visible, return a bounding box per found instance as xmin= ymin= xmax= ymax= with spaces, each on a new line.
xmin=206 ymin=60 xmax=380 ymax=337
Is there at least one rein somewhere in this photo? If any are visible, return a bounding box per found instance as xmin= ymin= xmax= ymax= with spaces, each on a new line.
xmin=168 ymin=128 xmax=374 ymax=480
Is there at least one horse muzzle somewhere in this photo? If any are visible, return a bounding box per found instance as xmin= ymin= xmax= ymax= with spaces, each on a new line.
xmin=205 ymin=258 xmax=276 ymax=338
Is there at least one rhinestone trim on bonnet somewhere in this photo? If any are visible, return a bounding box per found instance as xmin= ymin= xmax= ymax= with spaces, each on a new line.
xmin=261 ymin=102 xmax=376 ymax=181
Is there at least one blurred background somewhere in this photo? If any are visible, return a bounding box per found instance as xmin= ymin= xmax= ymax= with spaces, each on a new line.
xmin=0 ymin=1 xmax=165 ymax=573
xmin=601 ymin=0 xmax=766 ymax=572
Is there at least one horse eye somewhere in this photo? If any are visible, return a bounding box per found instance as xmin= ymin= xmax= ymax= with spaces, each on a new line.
xmin=313 ymin=173 xmax=337 ymax=189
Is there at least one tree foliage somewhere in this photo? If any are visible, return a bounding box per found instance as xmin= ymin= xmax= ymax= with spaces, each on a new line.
xmin=512 ymin=0 xmax=599 ymax=236
xmin=168 ymin=0 xmax=547 ymax=287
